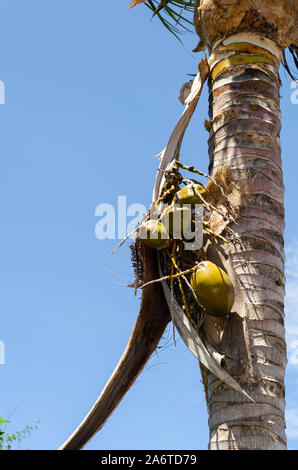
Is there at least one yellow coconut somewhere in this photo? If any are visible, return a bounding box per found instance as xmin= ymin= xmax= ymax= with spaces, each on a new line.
xmin=175 ymin=183 xmax=207 ymax=206
xmin=190 ymin=261 xmax=235 ymax=317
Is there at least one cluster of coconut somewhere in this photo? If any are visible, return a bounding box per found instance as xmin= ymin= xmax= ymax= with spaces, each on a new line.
xmin=139 ymin=182 xmax=205 ymax=248
xmin=137 ymin=183 xmax=235 ymax=318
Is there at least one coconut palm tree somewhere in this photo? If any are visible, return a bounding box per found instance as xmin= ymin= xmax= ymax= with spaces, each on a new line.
xmin=59 ymin=1 xmax=298 ymax=450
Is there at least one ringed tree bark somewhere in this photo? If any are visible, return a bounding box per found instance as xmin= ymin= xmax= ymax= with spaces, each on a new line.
xmin=193 ymin=0 xmax=297 ymax=450
xmin=59 ymin=0 xmax=298 ymax=450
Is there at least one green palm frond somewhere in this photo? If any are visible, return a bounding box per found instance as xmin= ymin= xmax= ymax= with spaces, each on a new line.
xmin=145 ymin=1 xmax=195 ymax=39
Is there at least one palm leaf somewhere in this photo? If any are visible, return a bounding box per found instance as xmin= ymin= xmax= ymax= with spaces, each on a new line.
xmin=145 ymin=0 xmax=195 ymax=36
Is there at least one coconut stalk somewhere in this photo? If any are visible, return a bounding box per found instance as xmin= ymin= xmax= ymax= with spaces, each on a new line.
xmin=192 ymin=0 xmax=297 ymax=450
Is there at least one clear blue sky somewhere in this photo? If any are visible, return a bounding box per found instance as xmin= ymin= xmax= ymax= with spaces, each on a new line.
xmin=0 ymin=1 xmax=297 ymax=450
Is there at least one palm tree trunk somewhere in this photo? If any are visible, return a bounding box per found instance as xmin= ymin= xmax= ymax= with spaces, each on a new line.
xmin=194 ymin=1 xmax=293 ymax=449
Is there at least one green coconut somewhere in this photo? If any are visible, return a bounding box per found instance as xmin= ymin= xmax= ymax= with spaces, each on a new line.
xmin=138 ymin=219 xmax=170 ymax=250
xmin=162 ymin=205 xmax=192 ymax=239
